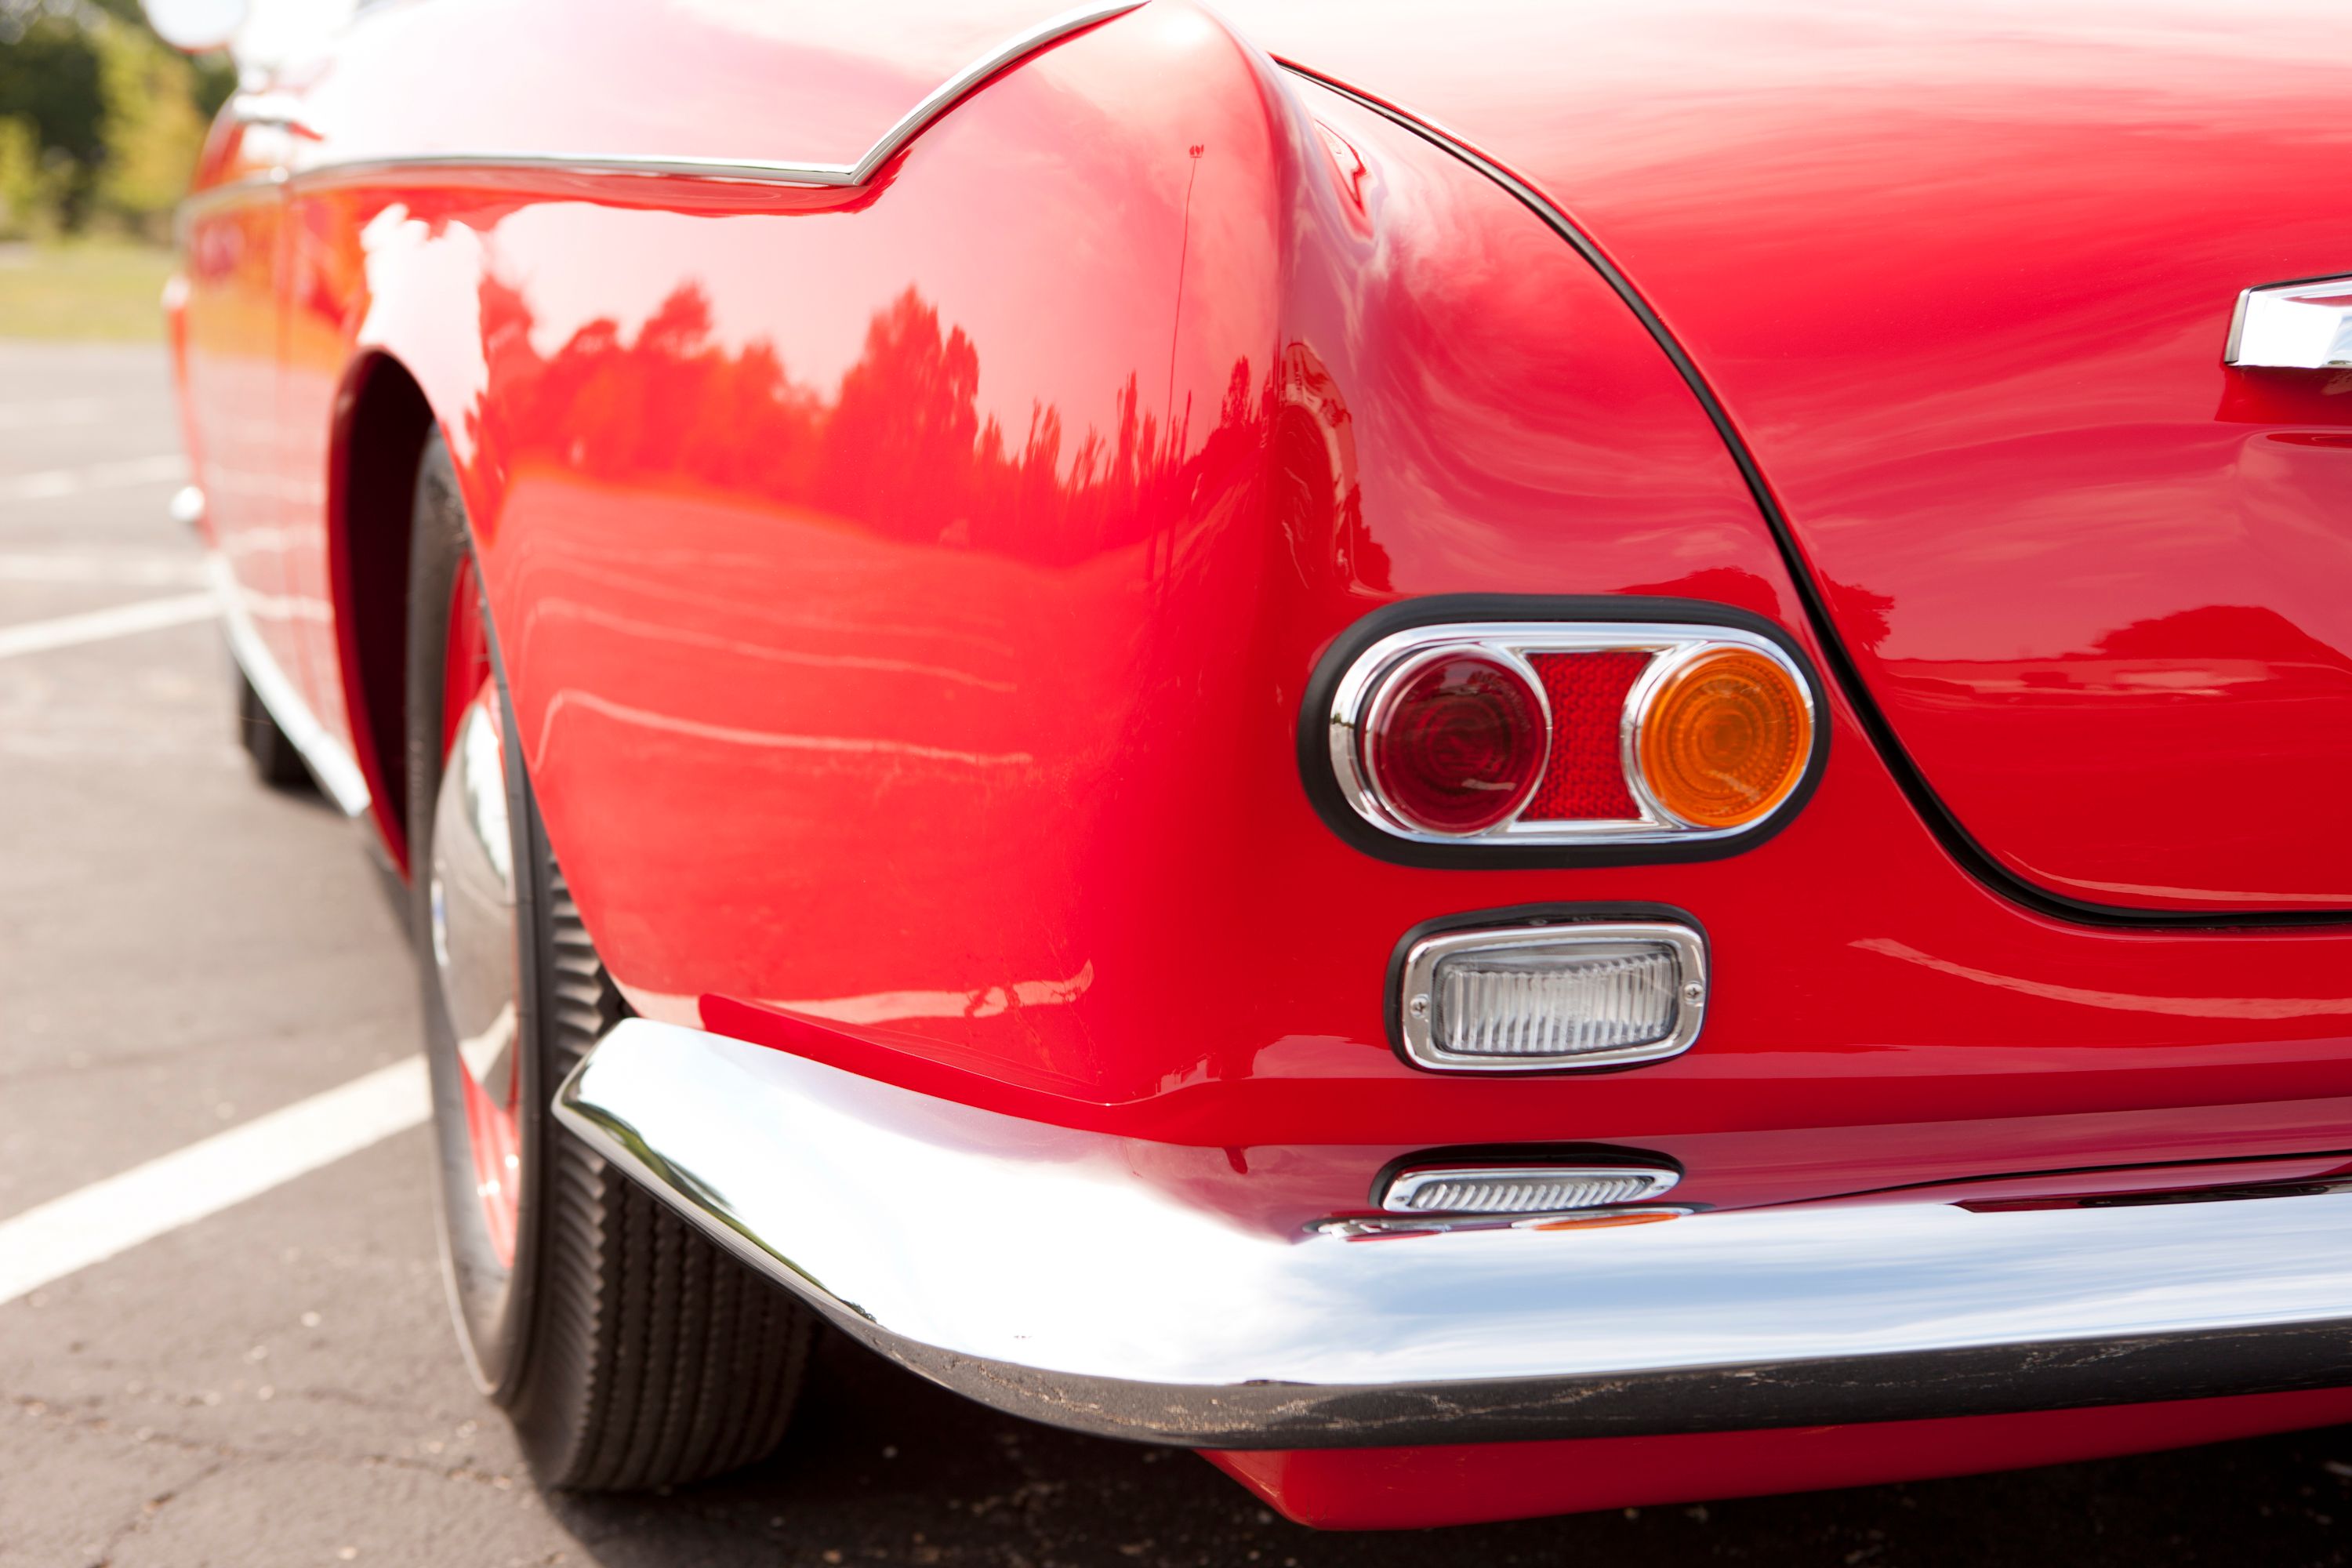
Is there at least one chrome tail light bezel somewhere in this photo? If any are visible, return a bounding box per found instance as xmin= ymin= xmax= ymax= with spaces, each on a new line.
xmin=1301 ymin=596 xmax=1828 ymax=867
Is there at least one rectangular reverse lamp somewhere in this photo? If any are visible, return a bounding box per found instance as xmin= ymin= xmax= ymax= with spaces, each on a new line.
xmin=1396 ymin=921 xmax=1707 ymax=1072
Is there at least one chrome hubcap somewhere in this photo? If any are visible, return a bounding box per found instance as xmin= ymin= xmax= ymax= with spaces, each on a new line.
xmin=430 ymin=684 xmax=523 ymax=1270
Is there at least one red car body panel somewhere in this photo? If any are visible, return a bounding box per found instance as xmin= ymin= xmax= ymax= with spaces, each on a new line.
xmin=1226 ymin=0 xmax=2352 ymax=916
xmin=169 ymin=0 xmax=2352 ymax=1527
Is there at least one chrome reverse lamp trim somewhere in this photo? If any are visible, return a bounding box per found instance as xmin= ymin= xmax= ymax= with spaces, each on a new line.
xmin=557 ymin=1016 xmax=2352 ymax=1449
xmin=1324 ymin=620 xmax=1817 ymax=848
xmin=182 ymin=2 xmax=1142 ymax=221
xmin=2226 ymin=274 xmax=2352 ymax=368
xmin=1396 ymin=920 xmax=1708 ymax=1072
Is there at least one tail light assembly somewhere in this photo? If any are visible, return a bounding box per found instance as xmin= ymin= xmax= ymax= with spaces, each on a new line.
xmin=1305 ymin=600 xmax=1826 ymax=864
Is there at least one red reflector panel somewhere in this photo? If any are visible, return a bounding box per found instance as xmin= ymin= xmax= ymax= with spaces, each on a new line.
xmin=1523 ymin=652 xmax=1649 ymax=820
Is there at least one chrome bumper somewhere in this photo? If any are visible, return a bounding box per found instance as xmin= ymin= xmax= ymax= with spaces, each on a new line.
xmin=554 ymin=1018 xmax=2352 ymax=1449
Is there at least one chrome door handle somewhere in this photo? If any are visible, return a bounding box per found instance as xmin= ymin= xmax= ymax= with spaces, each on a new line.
xmin=2225 ymin=274 xmax=2352 ymax=368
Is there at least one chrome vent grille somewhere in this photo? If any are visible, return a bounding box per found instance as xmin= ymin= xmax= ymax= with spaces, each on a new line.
xmin=1382 ymin=1163 xmax=1680 ymax=1215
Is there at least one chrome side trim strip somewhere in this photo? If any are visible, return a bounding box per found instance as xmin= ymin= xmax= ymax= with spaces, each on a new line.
xmin=208 ymin=552 xmax=372 ymax=817
xmin=555 ymin=1017 xmax=2352 ymax=1448
xmin=179 ymin=2 xmax=1141 ymax=220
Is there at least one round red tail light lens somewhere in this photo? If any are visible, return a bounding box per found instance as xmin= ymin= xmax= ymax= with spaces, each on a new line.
xmin=1362 ymin=650 xmax=1548 ymax=834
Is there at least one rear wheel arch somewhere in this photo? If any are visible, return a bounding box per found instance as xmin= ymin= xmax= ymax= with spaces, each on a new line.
xmin=326 ymin=349 xmax=437 ymax=875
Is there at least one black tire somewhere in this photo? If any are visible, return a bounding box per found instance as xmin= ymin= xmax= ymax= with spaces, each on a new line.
xmin=405 ymin=429 xmax=816 ymax=1490
xmin=235 ymin=663 xmax=312 ymax=789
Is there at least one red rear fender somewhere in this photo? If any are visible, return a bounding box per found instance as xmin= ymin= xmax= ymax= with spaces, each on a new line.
xmin=280 ymin=0 xmax=2352 ymax=1207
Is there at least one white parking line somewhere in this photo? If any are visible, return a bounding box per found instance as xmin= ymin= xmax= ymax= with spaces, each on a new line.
xmin=0 ymin=1057 xmax=430 ymax=1307
xmin=0 ymin=593 xmax=218 ymax=659
xmin=0 ymin=397 xmax=113 ymax=430
xmin=0 ymin=551 xmax=207 ymax=587
xmin=0 ymin=454 xmax=184 ymax=503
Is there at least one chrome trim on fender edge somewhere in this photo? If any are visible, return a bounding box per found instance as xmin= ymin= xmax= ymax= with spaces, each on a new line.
xmin=177 ymin=2 xmax=1142 ymax=223
xmin=554 ymin=1017 xmax=2352 ymax=1448
xmin=209 ymin=552 xmax=372 ymax=817
xmin=846 ymin=1 xmax=1145 ymax=185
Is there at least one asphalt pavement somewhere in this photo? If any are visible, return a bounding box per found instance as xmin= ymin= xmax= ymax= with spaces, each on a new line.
xmin=3 ymin=338 xmax=2350 ymax=1567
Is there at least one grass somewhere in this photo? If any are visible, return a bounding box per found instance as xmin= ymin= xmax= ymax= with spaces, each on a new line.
xmin=0 ymin=238 xmax=175 ymax=341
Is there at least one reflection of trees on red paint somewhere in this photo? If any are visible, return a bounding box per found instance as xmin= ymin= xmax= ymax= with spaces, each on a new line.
xmin=480 ymin=278 xmax=1280 ymax=567
xmin=2091 ymin=604 xmax=2346 ymax=670
xmin=1822 ymin=574 xmax=1896 ymax=653
xmin=1272 ymin=342 xmax=1386 ymax=591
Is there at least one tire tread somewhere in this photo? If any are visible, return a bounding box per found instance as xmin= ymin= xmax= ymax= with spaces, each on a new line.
xmin=408 ymin=426 xmax=814 ymax=1494
xmin=514 ymin=860 xmax=816 ymax=1490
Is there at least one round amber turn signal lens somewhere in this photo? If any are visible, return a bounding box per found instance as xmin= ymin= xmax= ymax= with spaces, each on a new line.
xmin=1636 ymin=648 xmax=1810 ymax=829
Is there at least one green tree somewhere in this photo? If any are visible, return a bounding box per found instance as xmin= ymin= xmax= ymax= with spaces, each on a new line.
xmin=0 ymin=8 xmax=107 ymax=230
xmin=95 ymin=17 xmax=203 ymax=234
xmin=0 ymin=0 xmax=224 ymax=235
xmin=188 ymin=49 xmax=232 ymax=118
xmin=0 ymin=113 xmax=44 ymax=236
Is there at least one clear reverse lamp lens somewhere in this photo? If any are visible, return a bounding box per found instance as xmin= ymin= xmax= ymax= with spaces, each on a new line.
xmin=1397 ymin=923 xmax=1707 ymax=1072
xmin=1434 ymin=942 xmax=1676 ymax=1057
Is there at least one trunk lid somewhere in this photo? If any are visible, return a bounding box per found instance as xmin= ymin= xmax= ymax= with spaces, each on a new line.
xmin=1243 ymin=0 xmax=2352 ymax=913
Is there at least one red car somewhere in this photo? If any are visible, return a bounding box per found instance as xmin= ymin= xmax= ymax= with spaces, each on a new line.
xmin=166 ymin=0 xmax=2352 ymax=1530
